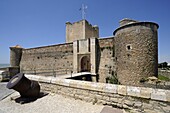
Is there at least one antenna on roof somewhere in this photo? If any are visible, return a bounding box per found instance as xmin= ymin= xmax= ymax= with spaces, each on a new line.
xmin=79 ymin=4 xmax=88 ymax=20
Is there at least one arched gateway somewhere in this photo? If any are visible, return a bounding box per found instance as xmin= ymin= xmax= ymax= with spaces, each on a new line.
xmin=80 ymin=56 xmax=91 ymax=72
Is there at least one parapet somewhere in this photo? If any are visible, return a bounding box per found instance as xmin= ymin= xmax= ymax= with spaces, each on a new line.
xmin=119 ymin=18 xmax=138 ymax=26
xmin=114 ymin=19 xmax=159 ymax=35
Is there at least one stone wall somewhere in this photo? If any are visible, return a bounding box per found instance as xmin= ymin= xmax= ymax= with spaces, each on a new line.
xmin=66 ymin=21 xmax=84 ymax=43
xmin=159 ymin=69 xmax=170 ymax=79
xmin=20 ymin=43 xmax=73 ymax=76
xmin=25 ymin=74 xmax=170 ymax=113
xmin=66 ymin=20 xmax=99 ymax=43
xmin=19 ymin=37 xmax=116 ymax=82
xmin=10 ymin=46 xmax=23 ymax=67
xmin=114 ymin=22 xmax=158 ymax=86
xmin=97 ymin=37 xmax=116 ymax=83
xmin=6 ymin=66 xmax=20 ymax=77
xmin=85 ymin=22 xmax=99 ymax=39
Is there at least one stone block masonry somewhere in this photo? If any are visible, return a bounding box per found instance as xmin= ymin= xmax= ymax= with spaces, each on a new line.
xmin=98 ymin=37 xmax=116 ymax=83
xmin=19 ymin=37 xmax=116 ymax=83
xmin=20 ymin=43 xmax=73 ymax=76
xmin=66 ymin=20 xmax=99 ymax=43
xmin=114 ymin=21 xmax=159 ymax=86
xmin=26 ymin=74 xmax=170 ymax=113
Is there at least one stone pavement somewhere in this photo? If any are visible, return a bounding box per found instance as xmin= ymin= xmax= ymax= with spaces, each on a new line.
xmin=0 ymin=81 xmax=125 ymax=113
xmin=0 ymin=91 xmax=125 ymax=113
xmin=0 ymin=82 xmax=14 ymax=101
xmin=100 ymin=107 xmax=123 ymax=113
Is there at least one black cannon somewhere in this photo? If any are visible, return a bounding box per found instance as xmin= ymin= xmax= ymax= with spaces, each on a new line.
xmin=7 ymin=73 xmax=40 ymax=98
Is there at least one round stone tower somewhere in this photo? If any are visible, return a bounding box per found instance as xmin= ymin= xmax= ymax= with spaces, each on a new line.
xmin=10 ymin=45 xmax=23 ymax=67
xmin=113 ymin=18 xmax=159 ymax=86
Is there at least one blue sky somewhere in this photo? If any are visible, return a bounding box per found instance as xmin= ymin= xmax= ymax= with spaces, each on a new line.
xmin=0 ymin=0 xmax=170 ymax=64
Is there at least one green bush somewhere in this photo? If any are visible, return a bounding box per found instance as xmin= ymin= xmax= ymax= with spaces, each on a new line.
xmin=158 ymin=75 xmax=170 ymax=81
xmin=106 ymin=72 xmax=119 ymax=84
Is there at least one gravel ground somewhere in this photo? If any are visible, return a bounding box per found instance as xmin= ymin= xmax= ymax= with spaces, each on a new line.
xmin=0 ymin=92 xmax=105 ymax=113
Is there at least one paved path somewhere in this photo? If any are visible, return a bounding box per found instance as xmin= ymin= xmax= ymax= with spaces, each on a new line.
xmin=0 ymin=82 xmax=14 ymax=101
xmin=0 ymin=82 xmax=125 ymax=113
xmin=0 ymin=92 xmax=105 ymax=113
xmin=0 ymin=92 xmax=125 ymax=113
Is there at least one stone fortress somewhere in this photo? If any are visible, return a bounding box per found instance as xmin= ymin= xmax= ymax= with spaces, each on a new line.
xmin=10 ymin=18 xmax=159 ymax=86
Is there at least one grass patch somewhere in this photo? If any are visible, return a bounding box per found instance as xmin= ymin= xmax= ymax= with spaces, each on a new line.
xmin=158 ymin=75 xmax=170 ymax=81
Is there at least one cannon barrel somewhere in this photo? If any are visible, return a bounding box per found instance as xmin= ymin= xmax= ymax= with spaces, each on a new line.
xmin=7 ymin=73 xmax=40 ymax=98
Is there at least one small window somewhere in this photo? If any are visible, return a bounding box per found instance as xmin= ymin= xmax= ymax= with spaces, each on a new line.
xmin=126 ymin=44 xmax=132 ymax=51
xmin=127 ymin=45 xmax=131 ymax=50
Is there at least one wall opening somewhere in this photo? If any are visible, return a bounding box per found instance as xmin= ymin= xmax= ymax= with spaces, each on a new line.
xmin=80 ymin=56 xmax=91 ymax=72
xmin=126 ymin=44 xmax=132 ymax=51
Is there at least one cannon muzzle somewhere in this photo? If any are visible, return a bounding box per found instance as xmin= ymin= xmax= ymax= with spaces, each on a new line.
xmin=7 ymin=73 xmax=40 ymax=98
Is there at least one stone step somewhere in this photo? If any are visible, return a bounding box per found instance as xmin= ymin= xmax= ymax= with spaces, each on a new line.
xmin=100 ymin=106 xmax=123 ymax=113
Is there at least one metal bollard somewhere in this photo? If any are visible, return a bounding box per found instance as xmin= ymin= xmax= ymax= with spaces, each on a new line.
xmin=7 ymin=73 xmax=40 ymax=98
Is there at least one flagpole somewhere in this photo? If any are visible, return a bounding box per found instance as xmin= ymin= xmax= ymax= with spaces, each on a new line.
xmin=80 ymin=4 xmax=87 ymax=20
xmin=82 ymin=4 xmax=84 ymax=19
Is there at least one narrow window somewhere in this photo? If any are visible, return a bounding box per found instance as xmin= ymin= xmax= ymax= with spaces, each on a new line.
xmin=88 ymin=38 xmax=91 ymax=52
xmin=77 ymin=41 xmax=79 ymax=53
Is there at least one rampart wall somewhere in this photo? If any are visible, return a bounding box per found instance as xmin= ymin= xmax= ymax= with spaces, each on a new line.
xmin=26 ymin=74 xmax=170 ymax=113
xmin=19 ymin=38 xmax=116 ymax=83
xmin=159 ymin=69 xmax=170 ymax=79
xmin=98 ymin=37 xmax=116 ymax=83
xmin=20 ymin=43 xmax=73 ymax=76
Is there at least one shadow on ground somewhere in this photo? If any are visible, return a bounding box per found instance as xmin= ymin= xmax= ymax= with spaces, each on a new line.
xmin=11 ymin=92 xmax=48 ymax=104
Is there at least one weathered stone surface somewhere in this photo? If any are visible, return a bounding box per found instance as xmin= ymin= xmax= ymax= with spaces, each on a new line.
xmin=165 ymin=90 xmax=170 ymax=102
xmin=104 ymin=84 xmax=118 ymax=93
xmin=144 ymin=109 xmax=157 ymax=113
xmin=89 ymin=82 xmax=104 ymax=92
xmin=61 ymin=79 xmax=71 ymax=86
xmin=127 ymin=86 xmax=141 ymax=97
xmin=109 ymin=96 xmax=117 ymax=102
xmin=102 ymin=95 xmax=110 ymax=101
xmin=124 ymin=99 xmax=134 ymax=106
xmin=38 ymin=76 xmax=51 ymax=83
xmin=30 ymin=75 xmax=170 ymax=113
xmin=114 ymin=21 xmax=158 ymax=86
xmin=25 ymin=74 xmax=34 ymax=79
xmin=118 ymin=85 xmax=127 ymax=95
xmin=50 ymin=77 xmax=60 ymax=84
xmin=32 ymin=75 xmax=41 ymax=81
xmin=151 ymin=89 xmax=166 ymax=101
xmin=143 ymin=103 xmax=154 ymax=110
xmin=20 ymin=43 xmax=73 ymax=76
xmin=98 ymin=38 xmax=115 ymax=83
xmin=140 ymin=87 xmax=152 ymax=99
xmin=66 ymin=20 xmax=99 ymax=43
xmin=134 ymin=101 xmax=142 ymax=108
